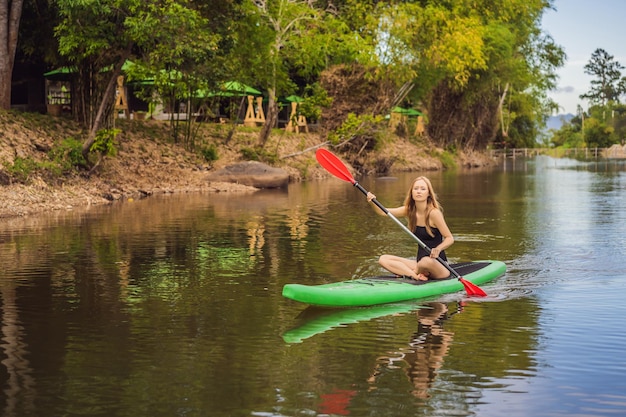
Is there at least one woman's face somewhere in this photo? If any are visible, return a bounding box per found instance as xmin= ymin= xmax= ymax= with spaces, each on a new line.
xmin=412 ymin=179 xmax=429 ymax=202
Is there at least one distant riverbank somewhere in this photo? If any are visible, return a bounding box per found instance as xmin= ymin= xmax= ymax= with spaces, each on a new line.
xmin=0 ymin=110 xmax=497 ymax=220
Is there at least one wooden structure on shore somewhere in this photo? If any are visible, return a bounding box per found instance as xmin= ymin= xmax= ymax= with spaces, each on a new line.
xmin=114 ymin=76 xmax=130 ymax=119
xmin=285 ymin=101 xmax=308 ymax=133
xmin=243 ymin=96 xmax=266 ymax=127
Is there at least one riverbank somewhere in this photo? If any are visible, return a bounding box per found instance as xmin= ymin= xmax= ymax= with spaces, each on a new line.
xmin=0 ymin=110 xmax=497 ymax=220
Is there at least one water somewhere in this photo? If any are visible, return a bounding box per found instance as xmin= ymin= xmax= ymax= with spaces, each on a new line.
xmin=1 ymin=156 xmax=626 ymax=417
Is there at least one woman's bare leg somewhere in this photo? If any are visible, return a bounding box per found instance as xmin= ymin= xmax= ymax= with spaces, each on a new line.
xmin=416 ymin=257 xmax=450 ymax=279
xmin=378 ymin=255 xmax=423 ymax=280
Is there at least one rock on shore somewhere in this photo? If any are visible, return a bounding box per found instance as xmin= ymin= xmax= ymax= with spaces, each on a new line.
xmin=207 ymin=161 xmax=290 ymax=188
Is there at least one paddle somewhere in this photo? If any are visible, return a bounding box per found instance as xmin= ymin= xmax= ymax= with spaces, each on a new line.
xmin=315 ymin=148 xmax=487 ymax=297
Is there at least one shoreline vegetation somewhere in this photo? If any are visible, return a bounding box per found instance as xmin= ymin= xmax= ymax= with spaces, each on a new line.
xmin=0 ymin=110 xmax=497 ymax=221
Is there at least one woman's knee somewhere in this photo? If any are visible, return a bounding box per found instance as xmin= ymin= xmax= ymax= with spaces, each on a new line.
xmin=417 ymin=257 xmax=437 ymax=270
xmin=418 ymin=257 xmax=448 ymax=278
xmin=417 ymin=257 xmax=429 ymax=268
xmin=378 ymin=254 xmax=393 ymax=266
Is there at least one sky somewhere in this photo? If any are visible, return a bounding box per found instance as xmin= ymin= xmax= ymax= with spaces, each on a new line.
xmin=541 ymin=0 xmax=626 ymax=115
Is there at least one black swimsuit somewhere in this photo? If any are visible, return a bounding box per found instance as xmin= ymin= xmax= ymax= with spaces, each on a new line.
xmin=414 ymin=226 xmax=447 ymax=261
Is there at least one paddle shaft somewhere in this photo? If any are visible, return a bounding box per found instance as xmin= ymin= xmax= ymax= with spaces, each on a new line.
xmin=352 ymin=181 xmax=461 ymax=279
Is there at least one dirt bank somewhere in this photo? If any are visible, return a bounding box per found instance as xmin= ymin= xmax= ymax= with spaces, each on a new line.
xmin=0 ymin=111 xmax=496 ymax=220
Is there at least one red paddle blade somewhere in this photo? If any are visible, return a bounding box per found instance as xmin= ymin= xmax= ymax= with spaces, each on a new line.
xmin=459 ymin=277 xmax=487 ymax=297
xmin=316 ymin=149 xmax=356 ymax=184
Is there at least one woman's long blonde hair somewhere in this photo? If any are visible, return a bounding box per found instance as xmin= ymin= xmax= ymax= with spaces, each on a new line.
xmin=403 ymin=176 xmax=442 ymax=237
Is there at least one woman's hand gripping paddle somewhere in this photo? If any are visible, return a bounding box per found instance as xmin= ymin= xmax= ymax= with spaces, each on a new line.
xmin=315 ymin=148 xmax=487 ymax=297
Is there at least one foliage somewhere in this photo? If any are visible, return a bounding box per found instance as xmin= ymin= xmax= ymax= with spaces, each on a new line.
xmin=549 ymin=47 xmax=626 ymax=149
xmin=580 ymin=48 xmax=626 ymax=106
xmin=438 ymin=150 xmax=457 ymax=170
xmin=313 ymin=0 xmax=564 ymax=152
xmin=200 ymin=144 xmax=219 ymax=163
xmin=582 ymin=117 xmax=614 ymax=148
xmin=54 ymin=0 xmax=136 ymax=125
xmin=500 ymin=113 xmax=541 ymax=148
xmin=239 ymin=146 xmax=278 ymax=163
xmin=319 ymin=63 xmax=398 ymax=132
xmin=90 ymin=128 xmax=119 ymax=157
xmin=53 ymin=0 xmax=241 ymax=157
xmin=251 ymin=0 xmax=319 ymax=146
xmin=548 ymin=102 xmax=626 ymax=148
xmin=8 ymin=0 xmax=569 ymax=161
xmin=124 ymin=0 xmax=229 ymax=149
xmin=3 ymin=136 xmax=90 ymax=183
xmin=424 ymin=1 xmax=564 ymax=150
xmin=549 ymin=123 xmax=584 ymax=148
xmin=49 ymin=137 xmax=87 ymax=172
xmin=2 ymin=157 xmax=40 ymax=183
xmin=611 ymin=104 xmax=626 ymax=140
xmin=297 ymin=83 xmax=333 ymax=122
xmin=17 ymin=0 xmax=60 ymax=65
xmin=328 ymin=113 xmax=384 ymax=146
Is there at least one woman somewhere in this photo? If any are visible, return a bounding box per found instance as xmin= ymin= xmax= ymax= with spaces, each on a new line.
xmin=366 ymin=176 xmax=454 ymax=281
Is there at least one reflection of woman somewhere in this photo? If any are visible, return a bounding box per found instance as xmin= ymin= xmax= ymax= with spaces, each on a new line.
xmin=367 ymin=302 xmax=456 ymax=399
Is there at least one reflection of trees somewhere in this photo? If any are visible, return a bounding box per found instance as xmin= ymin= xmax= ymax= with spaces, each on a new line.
xmin=0 ymin=185 xmax=355 ymax=414
xmin=1 ymin=284 xmax=35 ymax=417
xmin=0 ymin=176 xmax=545 ymax=415
xmin=367 ymin=302 xmax=457 ymax=399
xmin=246 ymin=217 xmax=265 ymax=255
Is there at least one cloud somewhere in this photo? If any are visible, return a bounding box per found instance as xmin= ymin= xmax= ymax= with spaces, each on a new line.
xmin=554 ymin=86 xmax=576 ymax=94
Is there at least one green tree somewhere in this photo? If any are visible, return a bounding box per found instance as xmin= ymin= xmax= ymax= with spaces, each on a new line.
xmin=548 ymin=102 xmax=626 ymax=149
xmin=334 ymin=0 xmax=563 ymax=151
xmin=610 ymin=103 xmax=626 ymax=143
xmin=311 ymin=0 xmax=491 ymax=151
xmin=580 ymin=48 xmax=625 ymax=106
xmin=549 ymin=114 xmax=584 ymax=149
xmin=251 ymin=0 xmax=323 ymax=147
xmin=0 ymin=0 xmax=25 ymax=109
xmin=582 ymin=115 xmax=613 ymax=148
xmin=16 ymin=0 xmax=61 ymax=70
xmin=55 ymin=0 xmax=141 ymax=159
xmin=37 ymin=0 xmax=567 ymax=160
xmin=54 ymin=0 xmax=230 ymax=162
xmin=423 ymin=0 xmax=564 ymax=150
xmin=250 ymin=0 xmax=371 ymax=147
xmin=124 ymin=0 xmax=229 ymax=148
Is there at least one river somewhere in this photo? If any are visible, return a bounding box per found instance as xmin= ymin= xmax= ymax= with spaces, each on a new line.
xmin=1 ymin=155 xmax=625 ymax=417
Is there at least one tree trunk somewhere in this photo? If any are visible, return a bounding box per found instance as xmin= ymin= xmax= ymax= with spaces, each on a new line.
xmin=498 ymin=83 xmax=509 ymax=137
xmin=81 ymin=49 xmax=131 ymax=159
xmin=258 ymin=87 xmax=277 ymax=147
xmin=0 ymin=64 xmax=10 ymax=110
xmin=0 ymin=0 xmax=25 ymax=109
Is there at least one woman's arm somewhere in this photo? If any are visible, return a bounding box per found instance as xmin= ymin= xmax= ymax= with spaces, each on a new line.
xmin=366 ymin=192 xmax=406 ymax=217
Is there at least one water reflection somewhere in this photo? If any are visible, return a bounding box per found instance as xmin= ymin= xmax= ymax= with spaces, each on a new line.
xmin=367 ymin=302 xmax=457 ymax=399
xmin=1 ymin=285 xmax=35 ymax=417
xmin=1 ymin=157 xmax=626 ymax=416
xmin=282 ymin=302 xmax=421 ymax=343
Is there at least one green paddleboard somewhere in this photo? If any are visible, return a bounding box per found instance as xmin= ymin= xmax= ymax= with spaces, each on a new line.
xmin=282 ymin=260 xmax=506 ymax=307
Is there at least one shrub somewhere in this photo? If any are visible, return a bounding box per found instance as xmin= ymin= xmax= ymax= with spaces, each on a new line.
xmin=240 ymin=146 xmax=277 ymax=163
xmin=200 ymin=144 xmax=219 ymax=162
xmin=90 ymin=128 xmax=120 ymax=157
xmin=327 ymin=113 xmax=385 ymax=152
xmin=49 ymin=137 xmax=86 ymax=172
xmin=3 ymin=157 xmax=38 ymax=183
